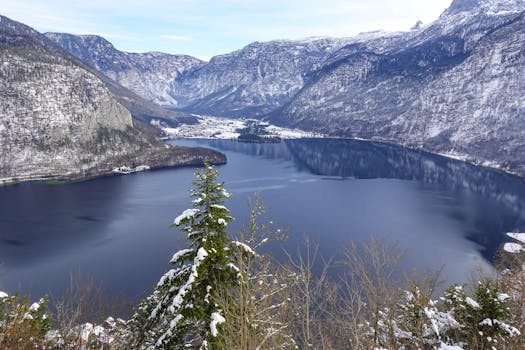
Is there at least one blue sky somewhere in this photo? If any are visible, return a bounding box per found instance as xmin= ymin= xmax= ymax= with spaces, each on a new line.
xmin=0 ymin=0 xmax=452 ymax=60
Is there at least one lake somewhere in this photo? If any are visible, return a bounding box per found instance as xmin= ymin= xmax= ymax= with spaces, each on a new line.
xmin=1 ymin=138 xmax=525 ymax=300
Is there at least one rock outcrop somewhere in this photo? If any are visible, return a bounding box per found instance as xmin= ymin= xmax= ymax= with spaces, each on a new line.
xmin=0 ymin=15 xmax=224 ymax=184
xmin=11 ymin=0 xmax=525 ymax=176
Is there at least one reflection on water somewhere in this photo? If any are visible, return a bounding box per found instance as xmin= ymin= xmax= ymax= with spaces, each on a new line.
xmin=189 ymin=138 xmax=525 ymax=262
xmin=1 ymin=138 xmax=524 ymax=298
xmin=201 ymin=138 xmax=525 ymax=198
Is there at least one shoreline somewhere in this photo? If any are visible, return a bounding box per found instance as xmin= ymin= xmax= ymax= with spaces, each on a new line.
xmin=3 ymin=134 xmax=522 ymax=187
xmin=159 ymin=114 xmax=525 ymax=182
xmin=0 ymin=145 xmax=227 ymax=187
xmin=166 ymin=133 xmax=525 ymax=183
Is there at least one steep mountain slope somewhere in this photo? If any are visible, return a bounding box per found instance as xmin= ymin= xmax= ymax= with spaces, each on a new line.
xmin=11 ymin=0 xmax=525 ymax=177
xmin=0 ymin=15 xmax=225 ymax=184
xmin=278 ymin=1 xmax=525 ymax=175
xmin=47 ymin=34 xmax=363 ymax=117
xmin=0 ymin=16 xmax=189 ymax=127
xmin=170 ymin=38 xmax=367 ymax=117
xmin=45 ymin=33 xmax=205 ymax=108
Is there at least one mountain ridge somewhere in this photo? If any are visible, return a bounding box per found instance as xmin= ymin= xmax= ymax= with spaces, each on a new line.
xmin=0 ymin=14 xmax=225 ymax=184
xmin=44 ymin=32 xmax=205 ymax=109
xmin=3 ymin=0 xmax=525 ymax=177
xmin=278 ymin=8 xmax=525 ymax=175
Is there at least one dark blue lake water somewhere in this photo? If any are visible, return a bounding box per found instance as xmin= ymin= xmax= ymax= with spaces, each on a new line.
xmin=1 ymin=138 xmax=525 ymax=299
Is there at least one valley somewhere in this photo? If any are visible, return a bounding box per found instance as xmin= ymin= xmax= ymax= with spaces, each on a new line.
xmin=1 ymin=1 xmax=525 ymax=348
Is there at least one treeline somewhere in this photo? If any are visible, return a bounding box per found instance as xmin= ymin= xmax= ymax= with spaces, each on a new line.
xmin=1 ymin=165 xmax=524 ymax=349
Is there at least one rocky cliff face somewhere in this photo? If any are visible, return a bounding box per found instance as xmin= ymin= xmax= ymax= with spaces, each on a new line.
xmin=9 ymin=0 xmax=525 ymax=177
xmin=47 ymin=34 xmax=361 ymax=118
xmin=278 ymin=2 xmax=525 ymax=175
xmin=169 ymin=38 xmax=364 ymax=117
xmin=45 ymin=33 xmax=205 ymax=108
xmin=0 ymin=15 xmax=224 ymax=184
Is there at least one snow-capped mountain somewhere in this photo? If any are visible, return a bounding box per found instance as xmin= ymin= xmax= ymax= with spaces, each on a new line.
xmin=3 ymin=0 xmax=525 ymax=177
xmin=48 ymin=34 xmax=362 ymax=117
xmin=0 ymin=15 xmax=224 ymax=183
xmin=169 ymin=38 xmax=364 ymax=117
xmin=445 ymin=0 xmax=524 ymax=15
xmin=44 ymin=33 xmax=205 ymax=107
xmin=278 ymin=0 xmax=525 ymax=175
xmin=0 ymin=15 xmax=189 ymax=127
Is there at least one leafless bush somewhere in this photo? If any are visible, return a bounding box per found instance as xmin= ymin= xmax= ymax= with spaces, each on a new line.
xmin=48 ymin=273 xmax=133 ymax=350
xmin=220 ymin=196 xmax=297 ymax=350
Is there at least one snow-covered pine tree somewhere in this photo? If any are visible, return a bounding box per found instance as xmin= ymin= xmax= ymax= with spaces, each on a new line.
xmin=130 ymin=164 xmax=238 ymax=350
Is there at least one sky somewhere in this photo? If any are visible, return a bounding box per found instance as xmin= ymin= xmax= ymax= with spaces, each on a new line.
xmin=0 ymin=0 xmax=453 ymax=60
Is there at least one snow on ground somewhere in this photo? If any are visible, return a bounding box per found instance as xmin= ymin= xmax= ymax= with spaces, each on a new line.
xmin=504 ymin=232 xmax=525 ymax=254
xmin=437 ymin=151 xmax=524 ymax=177
xmin=503 ymin=242 xmax=524 ymax=254
xmin=264 ymin=123 xmax=325 ymax=139
xmin=173 ymin=208 xmax=200 ymax=226
xmin=507 ymin=232 xmax=525 ymax=244
xmin=437 ymin=151 xmax=470 ymax=163
xmin=162 ymin=115 xmax=245 ymax=139
xmin=160 ymin=115 xmax=325 ymax=140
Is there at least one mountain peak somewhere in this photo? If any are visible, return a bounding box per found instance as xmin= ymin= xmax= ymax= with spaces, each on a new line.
xmin=45 ymin=32 xmax=116 ymax=51
xmin=447 ymin=0 xmax=484 ymax=13
xmin=0 ymin=14 xmax=40 ymax=38
xmin=445 ymin=0 xmax=525 ymax=15
xmin=411 ymin=20 xmax=424 ymax=30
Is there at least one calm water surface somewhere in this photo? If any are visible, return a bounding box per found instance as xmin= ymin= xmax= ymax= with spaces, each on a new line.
xmin=1 ymin=138 xmax=525 ymax=299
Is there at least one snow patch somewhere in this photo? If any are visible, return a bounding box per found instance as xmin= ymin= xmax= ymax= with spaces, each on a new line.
xmin=465 ymin=297 xmax=480 ymax=309
xmin=174 ymin=208 xmax=200 ymax=225
xmin=437 ymin=343 xmax=465 ymax=350
xmin=80 ymin=323 xmax=94 ymax=341
xmin=503 ymin=242 xmax=524 ymax=253
xmin=506 ymin=232 xmax=525 ymax=244
xmin=196 ymin=247 xmax=208 ymax=262
xmin=233 ymin=241 xmax=256 ymax=255
xmin=29 ymin=302 xmax=40 ymax=311
xmin=170 ymin=249 xmax=194 ymax=263
xmin=210 ymin=311 xmax=225 ymax=337
xmin=161 ymin=115 xmax=325 ymax=140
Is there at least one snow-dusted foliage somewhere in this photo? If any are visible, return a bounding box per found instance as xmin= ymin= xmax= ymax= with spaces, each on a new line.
xmin=364 ymin=280 xmax=521 ymax=349
xmin=504 ymin=232 xmax=525 ymax=253
xmin=44 ymin=316 xmax=129 ymax=349
xmin=129 ymin=164 xmax=239 ymax=349
xmin=221 ymin=197 xmax=297 ymax=350
xmin=0 ymin=292 xmax=50 ymax=348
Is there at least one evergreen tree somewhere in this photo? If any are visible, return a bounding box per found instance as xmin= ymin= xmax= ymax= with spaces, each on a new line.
xmin=130 ymin=164 xmax=238 ymax=350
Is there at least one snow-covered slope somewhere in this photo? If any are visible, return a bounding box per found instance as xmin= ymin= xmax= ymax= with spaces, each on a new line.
xmin=445 ymin=0 xmax=524 ymax=15
xmin=0 ymin=15 xmax=225 ymax=183
xmin=45 ymin=33 xmax=205 ymax=107
xmin=171 ymin=37 xmax=390 ymax=117
xmin=13 ymin=0 xmax=525 ymax=177
xmin=278 ymin=0 xmax=525 ymax=175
